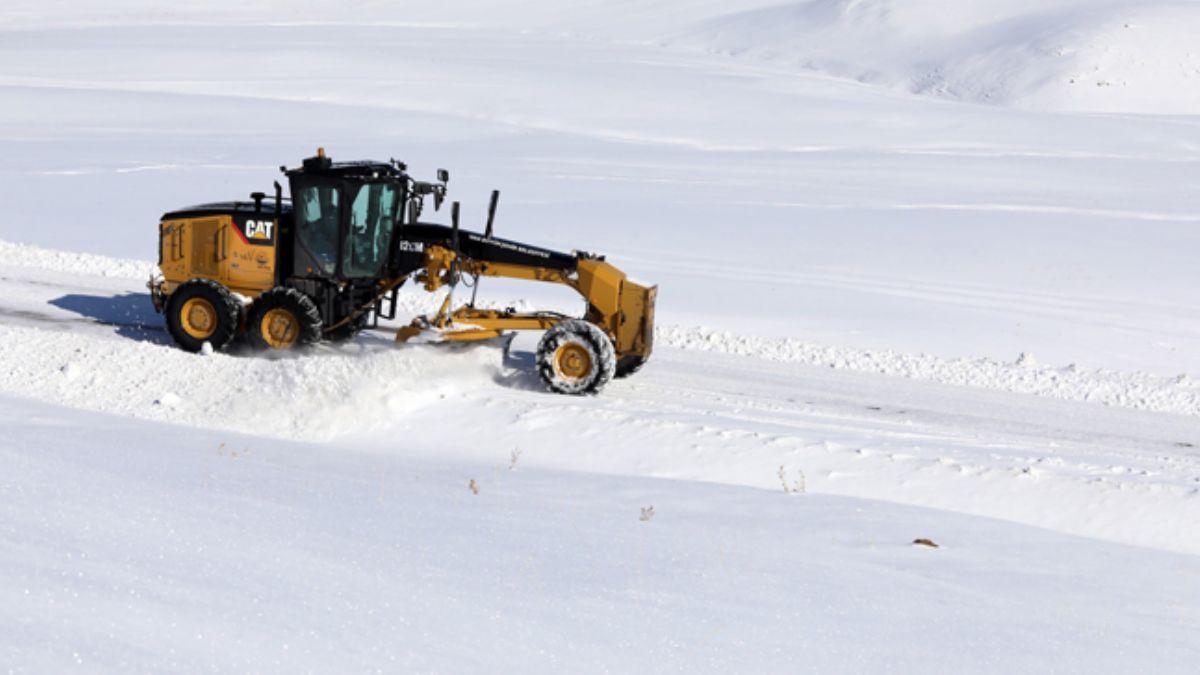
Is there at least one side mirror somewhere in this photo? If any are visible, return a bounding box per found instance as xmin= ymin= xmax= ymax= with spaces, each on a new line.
xmin=437 ymin=169 xmax=449 ymax=183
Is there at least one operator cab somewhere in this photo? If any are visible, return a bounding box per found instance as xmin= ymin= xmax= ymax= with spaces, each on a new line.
xmin=283 ymin=150 xmax=409 ymax=281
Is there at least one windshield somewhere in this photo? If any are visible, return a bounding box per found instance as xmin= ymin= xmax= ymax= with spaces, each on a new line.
xmin=343 ymin=182 xmax=400 ymax=277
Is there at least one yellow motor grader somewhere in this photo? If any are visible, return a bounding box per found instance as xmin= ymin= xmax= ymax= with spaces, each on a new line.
xmin=150 ymin=149 xmax=655 ymax=394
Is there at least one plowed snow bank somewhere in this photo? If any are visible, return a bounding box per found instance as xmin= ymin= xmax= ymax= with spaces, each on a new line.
xmin=659 ymin=325 xmax=1200 ymax=417
xmin=0 ymin=240 xmax=154 ymax=279
xmin=0 ymin=324 xmax=502 ymax=440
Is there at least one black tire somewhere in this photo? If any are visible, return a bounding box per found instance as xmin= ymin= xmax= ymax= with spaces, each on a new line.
xmin=245 ymin=287 xmax=323 ymax=351
xmin=614 ymin=355 xmax=647 ymax=379
xmin=165 ymin=278 xmax=241 ymax=353
xmin=536 ymin=319 xmax=616 ymax=395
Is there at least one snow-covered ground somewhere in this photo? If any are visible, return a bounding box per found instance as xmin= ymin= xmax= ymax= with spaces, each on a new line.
xmin=5 ymin=393 xmax=1200 ymax=671
xmin=7 ymin=393 xmax=1198 ymax=671
xmin=2 ymin=1 xmax=1200 ymax=671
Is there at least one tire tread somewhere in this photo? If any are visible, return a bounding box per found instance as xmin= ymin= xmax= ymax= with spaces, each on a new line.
xmin=536 ymin=319 xmax=616 ymax=395
xmin=245 ymin=287 xmax=323 ymax=350
xmin=165 ymin=278 xmax=241 ymax=353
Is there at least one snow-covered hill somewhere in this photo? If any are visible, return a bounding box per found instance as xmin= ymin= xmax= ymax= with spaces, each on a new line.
xmin=669 ymin=0 xmax=1200 ymax=113
xmin=10 ymin=0 xmax=1200 ymax=113
xmin=2 ymin=1 xmax=1199 ymax=671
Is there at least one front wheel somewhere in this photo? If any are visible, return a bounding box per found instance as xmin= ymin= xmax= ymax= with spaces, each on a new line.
xmin=245 ymin=287 xmax=323 ymax=351
xmin=536 ymin=319 xmax=616 ymax=395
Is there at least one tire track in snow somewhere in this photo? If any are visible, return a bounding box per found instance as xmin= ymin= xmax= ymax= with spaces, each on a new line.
xmin=470 ymin=348 xmax=1200 ymax=554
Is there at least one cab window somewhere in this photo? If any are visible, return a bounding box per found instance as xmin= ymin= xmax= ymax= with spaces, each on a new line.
xmin=295 ymin=184 xmax=340 ymax=274
xmin=343 ymin=182 xmax=399 ymax=277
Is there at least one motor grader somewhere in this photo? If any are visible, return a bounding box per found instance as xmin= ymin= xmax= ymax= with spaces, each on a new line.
xmin=149 ymin=149 xmax=655 ymax=394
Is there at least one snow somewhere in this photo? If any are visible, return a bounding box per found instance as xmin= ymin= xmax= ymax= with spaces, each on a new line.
xmin=0 ymin=320 xmax=501 ymax=440
xmin=2 ymin=248 xmax=1199 ymax=557
xmin=0 ymin=240 xmax=153 ymax=279
xmin=659 ymin=324 xmax=1200 ymax=415
xmin=3 ymin=5 xmax=1200 ymax=376
xmin=5 ymin=245 xmax=1200 ymax=429
xmin=1 ymin=0 xmax=1200 ymax=670
xmin=3 ymin=396 xmax=1199 ymax=671
xmin=669 ymin=0 xmax=1200 ymax=113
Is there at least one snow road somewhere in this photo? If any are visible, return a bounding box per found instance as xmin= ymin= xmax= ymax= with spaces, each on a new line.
xmin=1 ymin=245 xmax=1199 ymax=669
xmin=2 ymin=246 xmax=1198 ymax=557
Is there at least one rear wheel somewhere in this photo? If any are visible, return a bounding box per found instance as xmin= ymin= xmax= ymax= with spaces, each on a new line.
xmin=165 ymin=279 xmax=241 ymax=353
xmin=246 ymin=287 xmax=323 ymax=351
xmin=536 ymin=319 xmax=616 ymax=395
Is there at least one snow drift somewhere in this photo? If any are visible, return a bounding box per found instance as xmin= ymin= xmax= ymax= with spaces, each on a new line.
xmin=668 ymin=0 xmax=1200 ymax=113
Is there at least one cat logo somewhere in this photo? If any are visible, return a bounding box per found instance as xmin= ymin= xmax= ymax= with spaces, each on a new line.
xmin=244 ymin=219 xmax=275 ymax=241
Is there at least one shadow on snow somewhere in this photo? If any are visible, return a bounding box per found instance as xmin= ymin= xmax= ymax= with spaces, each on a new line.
xmin=48 ymin=292 xmax=171 ymax=344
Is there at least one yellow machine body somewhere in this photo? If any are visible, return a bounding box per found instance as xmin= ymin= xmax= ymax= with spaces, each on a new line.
xmin=154 ymin=215 xmax=655 ymax=365
xmin=157 ymin=214 xmax=276 ymax=299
